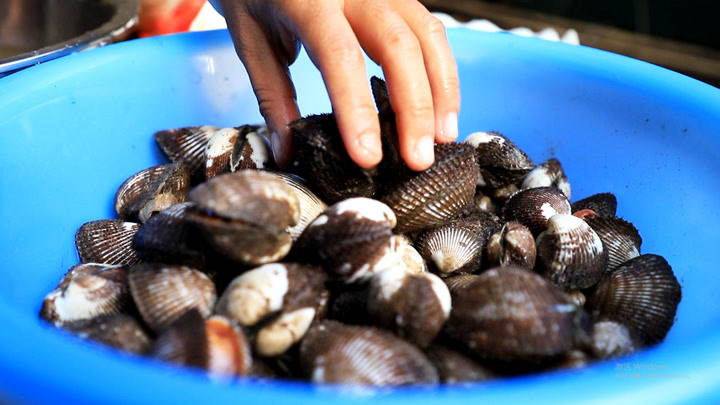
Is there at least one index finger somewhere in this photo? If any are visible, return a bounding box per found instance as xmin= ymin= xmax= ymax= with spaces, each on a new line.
xmin=283 ymin=2 xmax=383 ymax=169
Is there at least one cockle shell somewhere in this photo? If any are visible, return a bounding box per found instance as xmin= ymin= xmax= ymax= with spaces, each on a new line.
xmin=367 ymin=266 xmax=451 ymax=348
xmin=40 ymin=263 xmax=130 ymax=326
xmin=445 ymin=266 xmax=589 ymax=361
xmin=502 ymin=186 xmax=571 ymax=235
xmin=114 ymin=162 xmax=191 ymax=223
xmin=415 ymin=211 xmax=501 ymax=275
xmin=521 ymin=158 xmax=571 ymax=199
xmin=583 ymin=213 xmax=642 ymax=271
xmin=75 ymin=219 xmax=141 ymax=266
xmin=153 ymin=311 xmax=253 ymax=377
xmin=464 ymin=131 xmax=535 ymax=188
xmin=293 ymin=197 xmax=401 ymax=283
xmin=62 ymin=313 xmax=152 ymax=355
xmin=586 ymin=254 xmax=681 ymax=345
xmin=486 ymin=221 xmax=536 ymax=269
xmin=155 ymin=125 xmax=219 ymax=183
xmin=290 ymin=114 xmax=378 ymax=203
xmin=299 ymin=321 xmax=439 ymax=386
xmin=186 ymin=170 xmax=300 ymax=265
xmin=536 ymin=214 xmax=607 ymax=290
xmin=571 ymin=192 xmax=618 ymax=216
xmin=380 ymin=142 xmax=479 ymax=233
xmin=131 ymin=202 xmax=207 ymax=267
xmin=128 ymin=263 xmax=216 ymax=333
xmin=273 ymin=172 xmax=328 ymax=241
xmin=204 ymin=124 xmax=274 ymax=179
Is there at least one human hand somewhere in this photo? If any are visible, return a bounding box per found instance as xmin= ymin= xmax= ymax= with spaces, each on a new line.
xmin=216 ymin=0 xmax=460 ymax=171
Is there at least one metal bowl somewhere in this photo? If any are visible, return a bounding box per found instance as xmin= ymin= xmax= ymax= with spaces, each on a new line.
xmin=0 ymin=0 xmax=138 ymax=77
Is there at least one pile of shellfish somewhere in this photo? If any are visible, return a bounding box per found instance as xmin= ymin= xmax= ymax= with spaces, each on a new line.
xmin=40 ymin=77 xmax=681 ymax=385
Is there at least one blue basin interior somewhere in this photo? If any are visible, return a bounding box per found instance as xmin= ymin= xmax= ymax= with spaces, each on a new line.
xmin=0 ymin=29 xmax=719 ymax=404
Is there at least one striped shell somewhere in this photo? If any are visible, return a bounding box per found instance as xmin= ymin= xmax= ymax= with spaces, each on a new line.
xmin=583 ymin=213 xmax=642 ymax=270
xmin=587 ymin=254 xmax=681 ymax=345
xmin=75 ymin=219 xmax=141 ymax=266
xmin=128 ymin=263 xmax=216 ymax=333
xmin=521 ymin=158 xmax=571 ymax=199
xmin=154 ymin=125 xmax=219 ymax=183
xmin=571 ymin=192 xmax=618 ymax=216
xmin=273 ymin=172 xmax=328 ymax=240
xmin=486 ymin=221 xmax=536 ymax=269
xmin=39 ymin=263 xmax=130 ymax=326
xmin=464 ymin=131 xmax=535 ymax=188
xmin=380 ymin=142 xmax=479 ymax=233
xmin=114 ymin=162 xmax=191 ymax=223
xmin=502 ymin=186 xmax=571 ymax=235
xmin=299 ymin=321 xmax=439 ymax=386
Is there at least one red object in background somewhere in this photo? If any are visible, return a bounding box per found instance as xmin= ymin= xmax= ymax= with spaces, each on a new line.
xmin=138 ymin=0 xmax=207 ymax=37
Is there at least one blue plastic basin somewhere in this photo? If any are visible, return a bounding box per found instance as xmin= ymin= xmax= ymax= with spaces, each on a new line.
xmin=0 ymin=29 xmax=719 ymax=404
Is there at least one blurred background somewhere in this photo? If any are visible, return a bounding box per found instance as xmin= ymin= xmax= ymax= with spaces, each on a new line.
xmin=1 ymin=0 xmax=718 ymax=86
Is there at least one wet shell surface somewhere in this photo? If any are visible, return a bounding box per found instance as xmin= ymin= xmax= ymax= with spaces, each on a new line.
xmin=154 ymin=125 xmax=219 ymax=183
xmin=367 ymin=267 xmax=451 ymax=348
xmin=204 ymin=124 xmax=273 ymax=179
xmin=299 ymin=321 xmax=439 ymax=386
xmin=464 ymin=131 xmax=535 ymax=188
xmin=380 ymin=142 xmax=479 ymax=233
xmin=486 ymin=221 xmax=536 ymax=269
xmin=502 ymin=186 xmax=571 ymax=235
xmin=587 ymin=254 xmax=681 ymax=345
xmin=187 ymin=170 xmax=300 ymax=264
xmin=128 ymin=263 xmax=217 ymax=333
xmin=536 ymin=214 xmax=607 ymax=290
xmin=75 ymin=219 xmax=141 ymax=266
xmin=583 ymin=213 xmax=642 ymax=271
xmin=521 ymin=158 xmax=571 ymax=199
xmin=114 ymin=162 xmax=191 ymax=224
xmin=293 ymin=197 xmax=401 ymax=283
xmin=62 ymin=313 xmax=152 ymax=355
xmin=273 ymin=172 xmax=328 ymax=241
xmin=445 ymin=266 xmax=587 ymax=361
xmin=290 ymin=114 xmax=378 ymax=203
xmin=40 ymin=263 xmax=130 ymax=326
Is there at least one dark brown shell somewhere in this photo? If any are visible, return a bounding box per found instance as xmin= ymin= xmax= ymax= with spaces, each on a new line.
xmin=590 ymin=317 xmax=643 ymax=359
xmin=187 ymin=170 xmax=300 ymax=265
xmin=128 ymin=263 xmax=216 ymax=333
xmin=131 ymin=202 xmax=208 ymax=267
xmin=62 ymin=313 xmax=152 ymax=355
xmin=571 ymin=192 xmax=618 ymax=216
xmin=536 ymin=214 xmax=607 ymax=290
xmin=415 ymin=211 xmax=501 ymax=276
xmin=424 ymin=344 xmax=495 ymax=384
xmin=502 ymin=186 xmax=571 ymax=235
xmin=154 ymin=125 xmax=219 ymax=183
xmin=40 ymin=263 xmax=130 ymax=325
xmin=445 ymin=266 xmax=587 ymax=361
xmin=114 ymin=162 xmax=191 ymax=223
xmin=204 ymin=125 xmax=274 ymax=179
xmin=486 ymin=221 xmax=536 ymax=269
xmin=380 ymin=142 xmax=479 ymax=233
xmin=153 ymin=311 xmax=253 ymax=377
xmin=75 ymin=219 xmax=141 ymax=266
xmin=521 ymin=158 xmax=571 ymax=199
xmin=299 ymin=321 xmax=439 ymax=386
xmin=586 ymin=254 xmax=681 ymax=345
xmin=367 ymin=267 xmax=451 ymax=348
xmin=293 ymin=197 xmax=400 ymax=283
xmin=463 ymin=131 xmax=535 ymax=188
xmin=290 ymin=113 xmax=378 ymax=203
xmin=583 ymin=213 xmax=642 ymax=270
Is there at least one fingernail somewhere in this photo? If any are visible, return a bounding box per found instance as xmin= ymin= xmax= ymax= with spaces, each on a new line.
xmin=270 ymin=131 xmax=283 ymax=162
xmin=439 ymin=112 xmax=458 ymax=142
xmin=415 ymin=136 xmax=435 ymax=167
xmin=357 ymin=132 xmax=381 ymax=160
